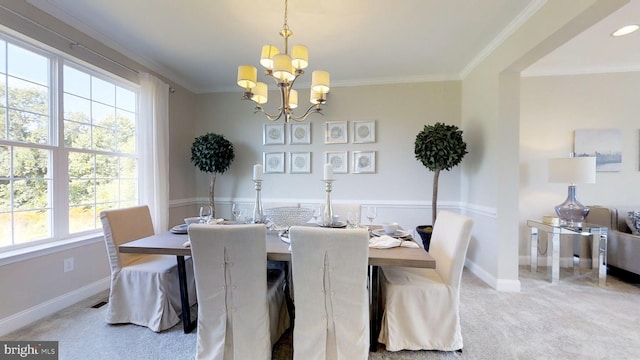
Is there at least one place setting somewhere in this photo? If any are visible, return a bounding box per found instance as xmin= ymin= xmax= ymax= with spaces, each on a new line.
xmin=369 ymin=221 xmax=420 ymax=249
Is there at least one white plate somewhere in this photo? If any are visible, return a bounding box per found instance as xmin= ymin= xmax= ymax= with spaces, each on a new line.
xmin=280 ymin=235 xmax=291 ymax=244
xmin=170 ymin=224 xmax=188 ymax=234
xmin=372 ymin=229 xmax=410 ymax=238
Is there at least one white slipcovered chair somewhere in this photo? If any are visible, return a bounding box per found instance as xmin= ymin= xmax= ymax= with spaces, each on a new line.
xmin=100 ymin=205 xmax=196 ymax=332
xmin=378 ymin=210 xmax=474 ymax=351
xmin=188 ymin=224 xmax=289 ymax=360
xmin=288 ymin=226 xmax=370 ymax=360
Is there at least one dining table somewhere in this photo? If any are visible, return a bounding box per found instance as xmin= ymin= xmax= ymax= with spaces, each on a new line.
xmin=118 ymin=224 xmax=435 ymax=352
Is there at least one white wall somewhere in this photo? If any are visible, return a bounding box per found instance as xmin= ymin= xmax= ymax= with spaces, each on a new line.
xmin=192 ymin=82 xmax=464 ymax=233
xmin=460 ymin=0 xmax=627 ymax=290
xmin=520 ymin=72 xmax=640 ymax=263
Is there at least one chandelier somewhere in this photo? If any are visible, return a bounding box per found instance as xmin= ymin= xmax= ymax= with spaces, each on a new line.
xmin=236 ymin=0 xmax=330 ymax=122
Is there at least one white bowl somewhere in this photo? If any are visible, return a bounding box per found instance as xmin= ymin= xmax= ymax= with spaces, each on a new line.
xmin=382 ymin=222 xmax=399 ymax=235
xmin=184 ymin=217 xmax=201 ymax=225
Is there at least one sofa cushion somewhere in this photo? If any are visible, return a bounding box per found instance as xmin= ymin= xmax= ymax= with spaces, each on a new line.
xmin=626 ymin=210 xmax=640 ymax=236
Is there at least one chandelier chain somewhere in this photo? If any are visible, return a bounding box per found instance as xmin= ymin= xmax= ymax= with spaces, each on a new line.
xmin=283 ymin=0 xmax=289 ymax=30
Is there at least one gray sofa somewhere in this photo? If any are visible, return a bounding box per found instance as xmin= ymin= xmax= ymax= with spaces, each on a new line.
xmin=586 ymin=206 xmax=640 ymax=276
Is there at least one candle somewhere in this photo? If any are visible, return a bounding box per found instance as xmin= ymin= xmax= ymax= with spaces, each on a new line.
xmin=253 ymin=164 xmax=263 ymax=181
xmin=323 ymin=163 xmax=334 ymax=181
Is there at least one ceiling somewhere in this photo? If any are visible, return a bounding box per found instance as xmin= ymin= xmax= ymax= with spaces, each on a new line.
xmin=26 ymin=0 xmax=640 ymax=93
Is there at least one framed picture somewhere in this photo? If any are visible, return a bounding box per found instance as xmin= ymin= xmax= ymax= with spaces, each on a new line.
xmin=263 ymin=152 xmax=285 ymax=173
xmin=325 ymin=121 xmax=348 ymax=144
xmin=352 ymin=151 xmax=376 ymax=173
xmin=574 ymin=129 xmax=622 ymax=172
xmin=263 ymin=124 xmax=285 ymax=145
xmin=290 ymin=152 xmax=311 ymax=173
xmin=290 ymin=123 xmax=311 ymax=144
xmin=325 ymin=151 xmax=348 ymax=174
xmin=353 ymin=120 xmax=375 ymax=143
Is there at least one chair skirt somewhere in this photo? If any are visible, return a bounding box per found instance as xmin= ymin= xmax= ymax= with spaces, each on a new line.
xmin=378 ymin=266 xmax=462 ymax=351
xmin=107 ymin=254 xmax=196 ymax=332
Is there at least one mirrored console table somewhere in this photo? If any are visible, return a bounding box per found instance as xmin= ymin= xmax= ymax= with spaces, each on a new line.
xmin=527 ymin=220 xmax=607 ymax=286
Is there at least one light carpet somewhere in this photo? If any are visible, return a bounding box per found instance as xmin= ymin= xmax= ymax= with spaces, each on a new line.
xmin=5 ymin=267 xmax=640 ymax=359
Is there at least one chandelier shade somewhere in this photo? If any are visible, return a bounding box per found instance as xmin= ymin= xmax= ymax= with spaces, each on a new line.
xmin=236 ymin=0 xmax=330 ymax=122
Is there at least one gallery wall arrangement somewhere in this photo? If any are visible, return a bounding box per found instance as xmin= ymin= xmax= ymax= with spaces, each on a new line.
xmin=262 ymin=120 xmax=378 ymax=175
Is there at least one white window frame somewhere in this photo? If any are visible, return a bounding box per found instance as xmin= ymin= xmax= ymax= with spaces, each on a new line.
xmin=0 ymin=30 xmax=140 ymax=254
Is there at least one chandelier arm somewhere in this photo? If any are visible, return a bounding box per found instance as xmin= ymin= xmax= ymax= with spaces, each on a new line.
xmin=288 ymin=103 xmax=324 ymax=122
xmin=253 ymin=105 xmax=285 ymax=122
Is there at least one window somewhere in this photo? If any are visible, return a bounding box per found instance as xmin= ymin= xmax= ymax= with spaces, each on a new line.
xmin=0 ymin=34 xmax=139 ymax=251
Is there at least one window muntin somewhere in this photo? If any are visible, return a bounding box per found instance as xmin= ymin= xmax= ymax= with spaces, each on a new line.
xmin=0 ymin=33 xmax=139 ymax=251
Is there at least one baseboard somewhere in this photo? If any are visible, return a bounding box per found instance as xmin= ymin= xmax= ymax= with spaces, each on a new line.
xmin=465 ymin=258 xmax=521 ymax=292
xmin=0 ymin=277 xmax=110 ymax=337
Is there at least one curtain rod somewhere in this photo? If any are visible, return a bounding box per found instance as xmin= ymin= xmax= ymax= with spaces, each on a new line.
xmin=0 ymin=4 xmax=176 ymax=93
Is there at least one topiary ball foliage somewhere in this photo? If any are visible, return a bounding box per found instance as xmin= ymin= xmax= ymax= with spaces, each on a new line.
xmin=190 ymin=133 xmax=235 ymax=174
xmin=414 ymin=122 xmax=468 ymax=172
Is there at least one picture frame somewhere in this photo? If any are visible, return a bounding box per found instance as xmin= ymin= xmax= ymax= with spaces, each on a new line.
xmin=263 ymin=124 xmax=285 ymax=145
xmin=352 ymin=120 xmax=376 ymax=143
xmin=325 ymin=121 xmax=348 ymax=144
xmin=289 ymin=123 xmax=311 ymax=144
xmin=289 ymin=152 xmax=311 ymax=173
xmin=325 ymin=151 xmax=348 ymax=174
xmin=574 ymin=129 xmax=622 ymax=172
xmin=263 ymin=152 xmax=285 ymax=173
xmin=352 ymin=151 xmax=376 ymax=173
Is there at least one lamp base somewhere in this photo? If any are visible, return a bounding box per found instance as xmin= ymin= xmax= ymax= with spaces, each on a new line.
xmin=555 ymin=185 xmax=590 ymax=226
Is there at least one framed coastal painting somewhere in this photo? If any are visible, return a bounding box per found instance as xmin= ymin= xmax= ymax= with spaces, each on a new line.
xmin=352 ymin=151 xmax=376 ymax=174
xmin=574 ymin=129 xmax=622 ymax=172
xmin=325 ymin=151 xmax=348 ymax=174
xmin=290 ymin=123 xmax=311 ymax=144
xmin=289 ymin=152 xmax=311 ymax=173
xmin=263 ymin=152 xmax=285 ymax=173
xmin=263 ymin=124 xmax=285 ymax=145
xmin=325 ymin=121 xmax=348 ymax=144
xmin=352 ymin=120 xmax=375 ymax=143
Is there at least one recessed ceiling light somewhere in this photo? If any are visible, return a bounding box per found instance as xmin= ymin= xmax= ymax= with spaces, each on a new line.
xmin=612 ymin=24 xmax=639 ymax=37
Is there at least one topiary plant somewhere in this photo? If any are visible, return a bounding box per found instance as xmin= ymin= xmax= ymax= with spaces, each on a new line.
xmin=414 ymin=122 xmax=468 ymax=226
xmin=190 ymin=133 xmax=235 ymax=217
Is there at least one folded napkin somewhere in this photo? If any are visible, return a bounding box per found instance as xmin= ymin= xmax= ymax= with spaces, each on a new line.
xmin=368 ymin=235 xmax=420 ymax=249
xmin=369 ymin=235 xmax=400 ymax=248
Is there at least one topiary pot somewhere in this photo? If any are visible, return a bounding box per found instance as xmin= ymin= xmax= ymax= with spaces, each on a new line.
xmin=416 ymin=225 xmax=433 ymax=251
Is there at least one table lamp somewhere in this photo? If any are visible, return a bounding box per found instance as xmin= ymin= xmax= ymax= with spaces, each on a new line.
xmin=548 ymin=156 xmax=596 ymax=226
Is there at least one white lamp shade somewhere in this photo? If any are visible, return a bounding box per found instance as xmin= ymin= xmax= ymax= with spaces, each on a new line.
xmin=291 ymin=45 xmax=308 ymax=69
xmin=548 ymin=156 xmax=596 ymax=184
xmin=288 ymin=89 xmax=298 ymax=109
xmin=311 ymin=70 xmax=330 ymax=93
xmin=260 ymin=44 xmax=280 ymax=69
xmin=251 ymin=82 xmax=268 ymax=104
xmin=237 ymin=65 xmax=257 ymax=89
xmin=309 ymin=89 xmax=324 ymax=104
xmin=272 ymin=54 xmax=293 ymax=81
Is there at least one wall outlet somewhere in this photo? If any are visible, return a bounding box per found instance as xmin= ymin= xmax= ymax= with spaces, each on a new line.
xmin=63 ymin=257 xmax=74 ymax=272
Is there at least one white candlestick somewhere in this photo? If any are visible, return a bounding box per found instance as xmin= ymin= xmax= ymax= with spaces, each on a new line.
xmin=253 ymin=164 xmax=263 ymax=181
xmin=323 ymin=163 xmax=334 ymax=181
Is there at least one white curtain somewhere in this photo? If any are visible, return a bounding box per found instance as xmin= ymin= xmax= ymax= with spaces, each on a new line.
xmin=138 ymin=72 xmax=170 ymax=233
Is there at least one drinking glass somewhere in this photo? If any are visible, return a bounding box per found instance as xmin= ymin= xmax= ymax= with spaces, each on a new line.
xmin=366 ymin=206 xmax=377 ymax=227
xmin=231 ymin=203 xmax=240 ymax=222
xmin=347 ymin=211 xmax=360 ymax=229
xmin=311 ymin=204 xmax=321 ymax=224
xmin=199 ymin=205 xmax=213 ymax=224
